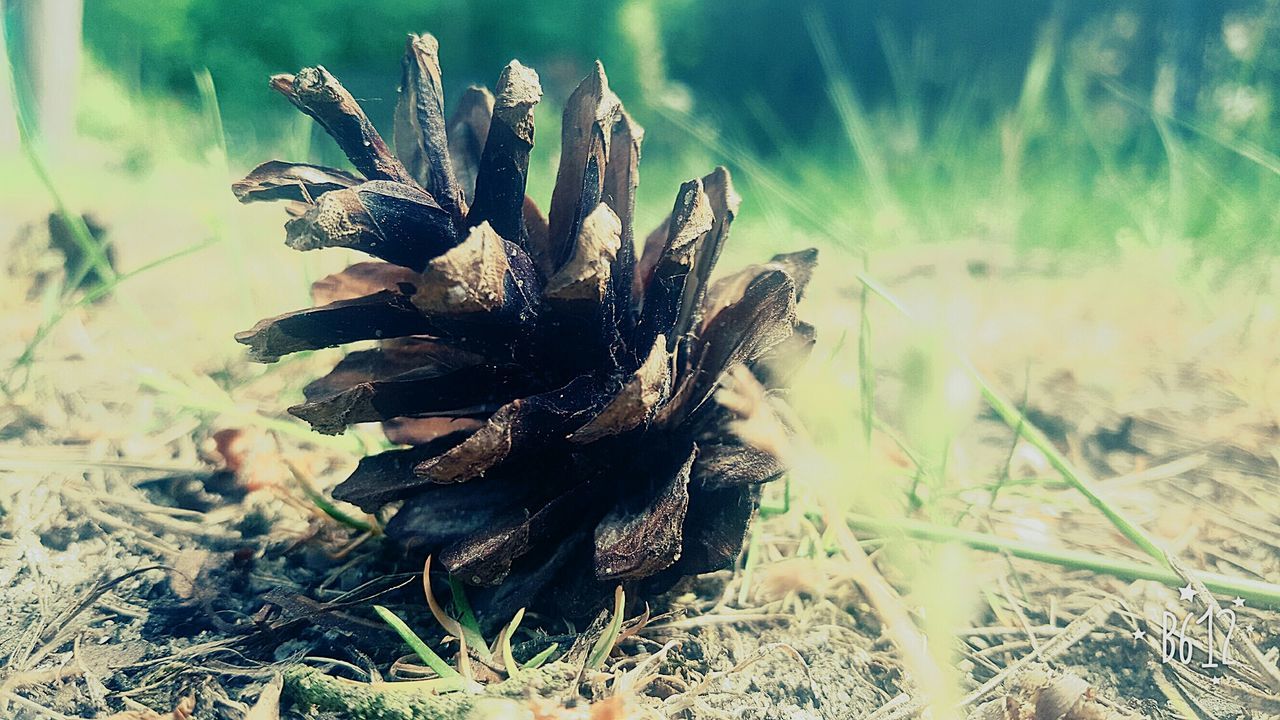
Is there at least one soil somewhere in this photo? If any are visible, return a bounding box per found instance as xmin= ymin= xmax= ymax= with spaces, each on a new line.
xmin=4 ymin=227 xmax=1280 ymax=719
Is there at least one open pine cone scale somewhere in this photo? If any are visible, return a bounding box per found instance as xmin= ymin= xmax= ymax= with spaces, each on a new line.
xmin=233 ymin=34 xmax=817 ymax=622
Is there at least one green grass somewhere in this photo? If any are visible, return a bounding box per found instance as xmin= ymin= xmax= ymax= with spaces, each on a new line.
xmin=372 ymin=604 xmax=461 ymax=680
xmin=845 ymin=512 xmax=1280 ymax=608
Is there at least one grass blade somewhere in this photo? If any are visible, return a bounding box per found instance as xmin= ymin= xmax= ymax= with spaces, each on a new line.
xmin=499 ymin=608 xmax=525 ymax=680
xmin=806 ymin=8 xmax=892 ymax=206
xmin=855 ymin=270 xmax=1168 ymax=565
xmin=586 ymin=586 xmax=625 ymax=670
xmin=421 ymin=557 xmax=473 ymax=680
xmin=970 ymin=366 xmax=1165 ymax=563
xmin=522 ymin=643 xmax=559 ymax=670
xmin=372 ymin=605 xmax=460 ymax=680
xmin=135 ymin=368 xmax=363 ymax=453
xmin=284 ymin=457 xmax=378 ymax=534
xmin=846 ymin=513 xmax=1280 ymax=607
xmin=446 ymin=575 xmax=489 ymax=661
xmin=857 ymin=257 xmax=875 ymax=449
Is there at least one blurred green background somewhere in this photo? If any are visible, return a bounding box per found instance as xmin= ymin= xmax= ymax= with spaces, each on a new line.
xmin=4 ymin=0 xmax=1279 ymax=264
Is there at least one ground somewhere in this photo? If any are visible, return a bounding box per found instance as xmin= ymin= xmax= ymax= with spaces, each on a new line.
xmin=3 ymin=191 xmax=1280 ymax=720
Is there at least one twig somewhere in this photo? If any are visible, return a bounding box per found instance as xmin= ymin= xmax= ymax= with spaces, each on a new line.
xmin=824 ymin=505 xmax=948 ymax=711
xmin=647 ymin=613 xmax=789 ymax=631
xmin=0 ymin=690 xmax=76 ymax=720
xmin=663 ymin=643 xmax=823 ymax=719
xmin=959 ymin=598 xmax=1116 ymax=707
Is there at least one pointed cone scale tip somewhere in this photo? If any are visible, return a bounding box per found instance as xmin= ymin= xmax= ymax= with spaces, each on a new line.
xmin=495 ymin=61 xmax=542 ymax=110
xmin=408 ymin=32 xmax=440 ymax=53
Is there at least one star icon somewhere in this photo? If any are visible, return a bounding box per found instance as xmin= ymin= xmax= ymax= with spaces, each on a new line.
xmin=1233 ymin=597 xmax=1245 ymax=608
xmin=1179 ymin=584 xmax=1197 ymax=602
xmin=1132 ymin=628 xmax=1146 ymax=641
xmin=1212 ymin=677 xmax=1221 ymax=686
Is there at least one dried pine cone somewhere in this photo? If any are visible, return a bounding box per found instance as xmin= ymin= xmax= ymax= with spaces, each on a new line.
xmin=233 ymin=35 xmax=817 ymax=623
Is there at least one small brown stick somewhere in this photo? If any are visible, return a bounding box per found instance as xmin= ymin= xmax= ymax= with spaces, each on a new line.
xmin=998 ymin=575 xmax=1041 ymax=654
xmin=83 ymin=507 xmax=178 ymax=558
xmin=646 ymin=612 xmax=790 ymax=631
xmin=1155 ymin=646 xmax=1280 ymax=714
xmin=825 ymin=506 xmax=947 ymax=703
xmin=1103 ymin=452 xmax=1208 ymax=490
xmin=1151 ymin=665 xmax=1214 ymax=720
xmin=863 ymin=693 xmax=914 ymax=720
xmin=615 ymin=638 xmax=681 ymax=696
xmin=869 ymin=600 xmax=1120 ymax=720
xmin=0 ymin=691 xmax=76 ymax=720
xmin=961 ymin=624 xmax=1068 ymax=638
xmin=960 ymin=597 xmax=1117 ymax=707
xmin=0 ymin=665 xmax=84 ymax=691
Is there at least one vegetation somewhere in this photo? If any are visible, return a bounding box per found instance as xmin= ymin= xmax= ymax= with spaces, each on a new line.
xmin=4 ymin=2 xmax=1280 ymax=718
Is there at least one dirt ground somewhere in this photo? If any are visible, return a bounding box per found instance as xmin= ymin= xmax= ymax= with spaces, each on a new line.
xmin=3 ymin=218 xmax=1280 ymax=719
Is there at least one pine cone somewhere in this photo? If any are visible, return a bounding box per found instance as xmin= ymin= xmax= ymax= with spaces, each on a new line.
xmin=233 ymin=35 xmax=817 ymax=623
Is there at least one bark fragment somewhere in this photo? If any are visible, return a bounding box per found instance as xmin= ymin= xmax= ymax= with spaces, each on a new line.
xmin=544 ymin=203 xmax=621 ymax=304
xmin=569 ymin=334 xmax=670 ymax=443
xmin=669 ymin=486 xmax=758 ymax=574
xmin=603 ymin=109 xmax=643 ymax=346
xmin=234 ymin=290 xmax=434 ymax=362
xmin=310 ymin=262 xmax=421 ymax=305
xmin=701 ymin=247 xmax=818 ymax=329
xmin=751 ymin=319 xmax=817 ymax=388
xmin=414 ymin=375 xmax=603 ymax=483
xmin=674 ymin=167 xmax=740 ymax=339
xmin=411 ymin=221 xmax=540 ymax=325
xmin=663 ymin=270 xmax=797 ymax=422
xmin=331 ymin=435 xmax=471 ymax=511
xmin=382 ymin=417 xmax=485 ymax=446
xmin=635 ymin=179 xmax=713 ymax=351
xmin=692 ymin=441 xmax=786 ymax=489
